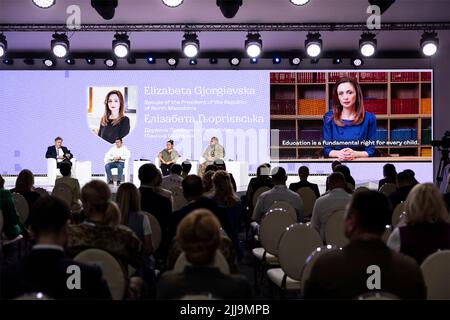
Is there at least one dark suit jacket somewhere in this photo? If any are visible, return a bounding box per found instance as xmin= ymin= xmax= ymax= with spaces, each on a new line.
xmin=303 ymin=239 xmax=426 ymax=300
xmin=0 ymin=248 xmax=112 ymax=300
xmin=289 ymin=180 xmax=320 ymax=198
xmin=157 ymin=266 xmax=252 ymax=299
xmin=389 ymin=185 xmax=414 ymax=210
xmin=45 ymin=145 xmax=72 ymax=160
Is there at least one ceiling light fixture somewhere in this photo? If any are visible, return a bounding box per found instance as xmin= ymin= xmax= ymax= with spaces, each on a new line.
xmin=166 ymin=57 xmax=178 ymax=66
xmin=182 ymin=33 xmax=200 ymax=58
xmin=420 ymin=31 xmax=439 ymax=56
xmin=0 ymin=34 xmax=7 ymax=58
xmin=290 ymin=0 xmax=310 ymax=6
xmin=289 ymin=57 xmax=302 ymax=65
xmin=104 ymin=58 xmax=116 ymax=68
xmin=43 ymin=58 xmax=55 ymax=67
xmin=359 ymin=32 xmax=377 ymax=57
xmin=305 ymin=33 xmax=322 ymax=58
xmin=229 ymin=57 xmax=241 ymax=66
xmin=112 ymin=33 xmax=130 ymax=58
xmin=91 ymin=0 xmax=118 ymax=20
xmin=51 ymin=33 xmax=69 ymax=58
xmin=32 ymin=0 xmax=56 ymax=9
xmin=245 ymin=33 xmax=262 ymax=58
xmin=162 ymin=0 xmax=184 ymax=7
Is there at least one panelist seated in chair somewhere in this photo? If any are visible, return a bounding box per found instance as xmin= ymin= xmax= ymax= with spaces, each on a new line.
xmin=199 ymin=137 xmax=225 ymax=176
xmin=158 ymin=139 xmax=180 ymax=177
xmin=45 ymin=136 xmax=73 ymax=169
xmin=104 ymin=137 xmax=130 ymax=186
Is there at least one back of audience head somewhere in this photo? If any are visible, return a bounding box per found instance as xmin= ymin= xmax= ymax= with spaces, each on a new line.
xmin=271 ymin=167 xmax=287 ymax=185
xmin=15 ymin=169 xmax=35 ymax=192
xmin=202 ymin=171 xmax=215 ymax=195
xmin=170 ymin=164 xmax=183 ymax=176
xmin=176 ymin=209 xmax=221 ymax=266
xmin=256 ymin=163 xmax=271 ymax=178
xmin=396 ymin=171 xmax=413 ymax=187
xmin=331 ymin=160 xmax=342 ymax=172
xmin=345 ymin=190 xmax=392 ymax=239
xmin=213 ymin=159 xmax=227 ymax=171
xmin=383 ymin=163 xmax=397 ymax=180
xmin=81 ymin=180 xmax=114 ymax=224
xmin=212 ymin=170 xmax=239 ymax=207
xmin=334 ymin=164 xmax=352 ymax=182
xmin=138 ymin=163 xmax=159 ymax=186
xmin=327 ymin=172 xmax=347 ymax=190
xmin=205 ymin=164 xmax=218 ymax=173
xmin=405 ymin=183 xmax=448 ymax=225
xmin=59 ymin=162 xmax=72 ymax=177
xmin=116 ymin=183 xmax=141 ymax=226
xmin=181 ymin=161 xmax=192 ymax=174
xmin=29 ymin=195 xmax=71 ymax=244
xmin=182 ymin=175 xmax=204 ymax=201
xmin=403 ymin=169 xmax=418 ymax=185
xmin=298 ymin=166 xmax=310 ymax=181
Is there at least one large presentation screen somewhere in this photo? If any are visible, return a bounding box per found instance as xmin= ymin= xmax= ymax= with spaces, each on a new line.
xmin=0 ymin=69 xmax=432 ymax=179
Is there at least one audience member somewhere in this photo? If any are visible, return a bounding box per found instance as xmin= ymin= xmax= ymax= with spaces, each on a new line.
xmin=161 ymin=164 xmax=183 ymax=192
xmin=403 ymin=169 xmax=419 ymax=186
xmin=331 ymin=160 xmax=342 ymax=172
xmin=387 ymin=183 xmax=450 ymax=265
xmin=246 ymin=163 xmax=273 ymax=206
xmin=289 ymin=166 xmax=320 ymax=198
xmin=10 ymin=169 xmax=40 ymax=217
xmin=202 ymin=170 xmax=215 ymax=196
xmin=378 ymin=163 xmax=397 ymax=191
xmin=55 ymin=161 xmax=81 ymax=211
xmin=389 ymin=171 xmax=415 ymax=210
xmin=181 ymin=160 xmax=192 ymax=179
xmin=333 ymin=164 xmax=355 ymax=190
xmin=213 ymin=160 xmax=237 ymax=191
xmin=1 ymin=196 xmax=111 ymax=299
xmin=252 ymin=167 xmax=304 ymax=223
xmin=157 ymin=209 xmax=252 ymax=299
xmin=311 ymin=172 xmax=352 ymax=240
xmin=304 ymin=190 xmax=426 ymax=299
xmin=66 ymin=180 xmax=144 ymax=269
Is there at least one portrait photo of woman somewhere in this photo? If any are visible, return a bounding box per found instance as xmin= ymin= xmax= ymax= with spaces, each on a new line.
xmin=323 ymin=77 xmax=377 ymax=160
xmin=97 ymin=90 xmax=130 ymax=144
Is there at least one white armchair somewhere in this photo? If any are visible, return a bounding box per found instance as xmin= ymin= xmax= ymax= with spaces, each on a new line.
xmin=103 ymin=158 xmax=130 ymax=183
xmin=47 ymin=158 xmax=77 ymax=186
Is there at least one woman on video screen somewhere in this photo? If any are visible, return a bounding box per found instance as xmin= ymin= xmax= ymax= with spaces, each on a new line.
xmin=98 ymin=90 xmax=130 ymax=144
xmin=323 ymin=77 xmax=376 ymax=160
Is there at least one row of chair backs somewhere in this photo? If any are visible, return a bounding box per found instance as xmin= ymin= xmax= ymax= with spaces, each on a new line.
xmin=295 ymin=188 xmax=317 ymax=218
xmin=324 ymin=209 xmax=348 ymax=247
xmin=11 ymin=193 xmax=29 ymax=225
xmin=391 ymin=201 xmax=407 ymax=227
xmin=141 ymin=211 xmax=161 ymax=251
xmin=269 ymin=201 xmax=297 ymax=222
xmin=277 ymin=224 xmax=323 ymax=281
xmin=260 ymin=209 xmax=296 ymax=256
xmin=420 ymin=250 xmax=450 ymax=300
xmin=252 ymin=186 xmax=271 ymax=208
xmin=380 ymin=182 xmax=397 ymax=196
xmin=52 ymin=183 xmax=73 ymax=207
xmin=74 ymin=248 xmax=127 ymax=300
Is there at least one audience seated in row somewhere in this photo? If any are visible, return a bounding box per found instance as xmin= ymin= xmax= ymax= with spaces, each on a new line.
xmin=304 ymin=190 xmax=426 ymax=299
xmin=1 ymin=196 xmax=112 ymax=299
xmin=387 ymin=183 xmax=450 ymax=265
xmin=378 ymin=163 xmax=397 ymax=191
xmin=157 ymin=209 xmax=252 ymax=299
xmin=311 ymin=172 xmax=352 ymax=240
xmin=246 ymin=163 xmax=273 ymax=210
xmin=289 ymin=166 xmax=320 ymax=198
xmin=11 ymin=169 xmax=40 ymax=222
xmin=252 ymin=167 xmax=304 ymax=224
xmin=333 ymin=164 xmax=356 ymax=192
xmin=55 ymin=162 xmax=81 ymax=211
xmin=389 ymin=171 xmax=415 ymax=210
xmin=161 ymin=164 xmax=183 ymax=193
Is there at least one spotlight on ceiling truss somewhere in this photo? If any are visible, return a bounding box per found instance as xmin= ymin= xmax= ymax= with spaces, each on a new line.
xmin=51 ymin=33 xmax=69 ymax=58
xmin=33 ymin=0 xmax=56 ymax=9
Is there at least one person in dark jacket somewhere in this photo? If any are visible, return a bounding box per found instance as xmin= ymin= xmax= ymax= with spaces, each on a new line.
xmin=289 ymin=165 xmax=320 ymax=198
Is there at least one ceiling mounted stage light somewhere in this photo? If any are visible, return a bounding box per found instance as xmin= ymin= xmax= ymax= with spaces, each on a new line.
xmin=290 ymin=0 xmax=310 ymax=6
xmin=245 ymin=33 xmax=262 ymax=58
xmin=189 ymin=59 xmax=198 ymax=65
xmin=209 ymin=57 xmax=218 ymax=64
xmin=146 ymin=56 xmax=156 ymax=64
xmin=32 ymin=0 xmax=56 ymax=9
xmin=359 ymin=32 xmax=377 ymax=57
xmin=182 ymin=34 xmax=199 ymax=58
xmin=112 ymin=33 xmax=130 ymax=58
xmin=162 ymin=0 xmax=184 ymax=7
xmin=333 ymin=58 xmax=342 ymax=64
xmin=65 ymin=58 xmax=75 ymax=65
xmin=229 ymin=57 xmax=241 ymax=66
xmin=51 ymin=33 xmax=69 ymax=58
xmin=86 ymin=57 xmax=95 ymax=65
xmin=273 ymin=57 xmax=281 ymax=64
xmin=104 ymin=58 xmax=116 ymax=68
xmin=250 ymin=57 xmax=258 ymax=64
xmin=91 ymin=0 xmax=118 ymax=20
xmin=3 ymin=59 xmax=13 ymax=65
xmin=43 ymin=58 xmax=55 ymax=67
xmin=305 ymin=33 xmax=322 ymax=58
xmin=0 ymin=34 xmax=7 ymax=58
xmin=351 ymin=58 xmax=364 ymax=67
xmin=289 ymin=57 xmax=302 ymax=65
xmin=167 ymin=57 xmax=178 ymax=66
xmin=420 ymin=31 xmax=439 ymax=56
xmin=217 ymin=0 xmax=242 ymax=19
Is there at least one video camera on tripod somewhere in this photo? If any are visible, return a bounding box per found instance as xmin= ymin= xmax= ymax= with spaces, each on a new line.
xmin=432 ymin=131 xmax=450 ymax=187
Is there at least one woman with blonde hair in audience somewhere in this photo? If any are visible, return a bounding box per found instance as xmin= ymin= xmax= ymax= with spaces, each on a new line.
xmin=66 ymin=180 xmax=144 ymax=270
xmin=157 ymin=209 xmax=252 ymax=299
xmin=387 ymin=183 xmax=450 ymax=264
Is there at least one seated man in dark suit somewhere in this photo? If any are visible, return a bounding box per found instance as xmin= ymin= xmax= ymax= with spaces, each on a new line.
xmin=0 ymin=196 xmax=111 ymax=300
xmin=157 ymin=209 xmax=252 ymax=300
xmin=289 ymin=165 xmax=320 ymax=198
xmin=303 ymin=190 xmax=426 ymax=300
xmin=45 ymin=136 xmax=73 ymax=168
xmin=389 ymin=170 xmax=415 ymax=210
xmin=138 ymin=163 xmax=172 ymax=260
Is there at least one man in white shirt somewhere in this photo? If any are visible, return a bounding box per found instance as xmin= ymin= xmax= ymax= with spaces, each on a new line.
xmin=311 ymin=172 xmax=352 ymax=240
xmin=104 ymin=137 xmax=130 ymax=186
xmin=252 ymin=167 xmax=304 ymax=223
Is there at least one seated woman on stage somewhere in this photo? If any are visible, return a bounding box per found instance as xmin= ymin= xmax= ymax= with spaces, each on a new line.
xmin=158 ymin=140 xmax=180 ymax=176
xmin=323 ymin=77 xmax=377 ymax=160
xmin=98 ymin=90 xmax=130 ymax=144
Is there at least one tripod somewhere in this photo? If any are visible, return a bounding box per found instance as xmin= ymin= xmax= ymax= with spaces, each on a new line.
xmin=435 ymin=148 xmax=450 ymax=188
